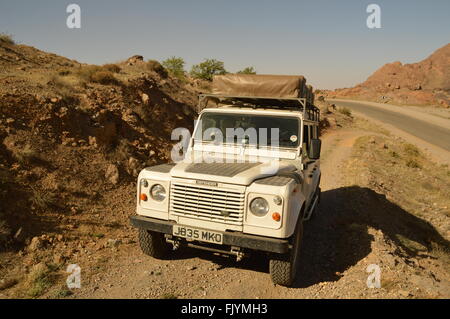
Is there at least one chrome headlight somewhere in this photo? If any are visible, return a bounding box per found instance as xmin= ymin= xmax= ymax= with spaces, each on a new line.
xmin=150 ymin=184 xmax=166 ymax=201
xmin=250 ymin=197 xmax=269 ymax=217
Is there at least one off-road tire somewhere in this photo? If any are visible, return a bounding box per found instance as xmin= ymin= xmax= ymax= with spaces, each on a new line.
xmin=269 ymin=218 xmax=303 ymax=286
xmin=138 ymin=229 xmax=171 ymax=259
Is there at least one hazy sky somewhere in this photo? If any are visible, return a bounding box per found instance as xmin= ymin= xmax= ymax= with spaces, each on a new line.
xmin=1 ymin=0 xmax=449 ymax=89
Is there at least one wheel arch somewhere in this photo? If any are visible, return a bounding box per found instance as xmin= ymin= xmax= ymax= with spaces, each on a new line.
xmin=285 ymin=199 xmax=306 ymax=238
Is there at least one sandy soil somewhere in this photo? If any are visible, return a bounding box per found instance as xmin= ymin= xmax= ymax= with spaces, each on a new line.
xmin=68 ymin=129 xmax=430 ymax=299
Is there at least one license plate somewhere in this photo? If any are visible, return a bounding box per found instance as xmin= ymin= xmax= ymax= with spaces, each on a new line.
xmin=172 ymin=225 xmax=223 ymax=244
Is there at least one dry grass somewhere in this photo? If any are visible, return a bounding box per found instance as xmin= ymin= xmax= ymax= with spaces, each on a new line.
xmin=348 ymin=133 xmax=450 ymax=260
xmin=110 ymin=139 xmax=132 ymax=162
xmin=403 ymin=143 xmax=422 ymax=168
xmin=0 ymin=278 xmax=18 ymax=290
xmin=102 ymin=63 xmax=121 ymax=73
xmin=14 ymin=144 xmax=39 ymax=164
xmin=338 ymin=107 xmax=352 ymax=117
xmin=51 ymin=284 xmax=73 ymax=298
xmin=403 ymin=143 xmax=421 ymax=157
xmin=406 ymin=158 xmax=422 ymax=169
xmin=25 ymin=264 xmax=59 ymax=298
xmin=430 ymin=241 xmax=450 ymax=265
xmin=75 ymin=65 xmax=120 ymax=85
xmin=90 ymin=71 xmax=119 ymax=85
xmin=381 ymin=276 xmax=400 ymax=291
xmin=0 ymin=220 xmax=11 ymax=246
xmin=48 ymin=74 xmax=75 ymax=101
xmin=160 ymin=292 xmax=178 ymax=299
xmin=0 ymin=168 xmax=11 ymax=246
xmin=30 ymin=186 xmax=57 ymax=211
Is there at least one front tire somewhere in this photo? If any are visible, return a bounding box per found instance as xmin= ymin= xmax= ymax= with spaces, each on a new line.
xmin=269 ymin=218 xmax=303 ymax=286
xmin=138 ymin=229 xmax=171 ymax=259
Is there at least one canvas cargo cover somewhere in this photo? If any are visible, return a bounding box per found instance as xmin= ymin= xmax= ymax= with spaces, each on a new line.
xmin=212 ymin=74 xmax=308 ymax=99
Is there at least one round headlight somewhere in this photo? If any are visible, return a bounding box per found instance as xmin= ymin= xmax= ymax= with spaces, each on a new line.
xmin=250 ymin=197 xmax=269 ymax=217
xmin=150 ymin=184 xmax=166 ymax=201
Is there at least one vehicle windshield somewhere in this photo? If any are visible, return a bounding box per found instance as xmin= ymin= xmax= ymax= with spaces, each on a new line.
xmin=194 ymin=112 xmax=300 ymax=148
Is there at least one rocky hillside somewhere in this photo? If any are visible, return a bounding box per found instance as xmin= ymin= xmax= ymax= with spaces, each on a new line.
xmin=0 ymin=38 xmax=200 ymax=254
xmin=323 ymin=43 xmax=450 ymax=107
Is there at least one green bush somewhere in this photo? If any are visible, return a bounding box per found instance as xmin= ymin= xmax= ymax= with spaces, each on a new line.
xmin=237 ymin=67 xmax=256 ymax=74
xmin=162 ymin=56 xmax=185 ymax=79
xmin=190 ymin=59 xmax=227 ymax=81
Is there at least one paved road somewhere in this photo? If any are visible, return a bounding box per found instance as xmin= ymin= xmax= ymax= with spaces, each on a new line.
xmin=330 ymin=100 xmax=450 ymax=152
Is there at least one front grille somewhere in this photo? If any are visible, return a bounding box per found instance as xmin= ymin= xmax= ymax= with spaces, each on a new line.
xmin=170 ymin=183 xmax=245 ymax=225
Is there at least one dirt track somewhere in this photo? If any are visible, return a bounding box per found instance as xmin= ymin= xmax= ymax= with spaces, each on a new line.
xmin=73 ymin=129 xmax=399 ymax=299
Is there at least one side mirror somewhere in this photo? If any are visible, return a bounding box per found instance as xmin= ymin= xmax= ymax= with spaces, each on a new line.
xmin=309 ymin=139 xmax=321 ymax=160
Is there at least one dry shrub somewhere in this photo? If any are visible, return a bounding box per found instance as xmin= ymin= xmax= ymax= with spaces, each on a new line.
xmin=58 ymin=70 xmax=71 ymax=76
xmin=25 ymin=263 xmax=57 ymax=298
xmin=30 ymin=186 xmax=57 ymax=211
xmin=48 ymin=74 xmax=74 ymax=101
xmin=14 ymin=144 xmax=39 ymax=164
xmin=0 ymin=220 xmax=11 ymax=246
xmin=102 ymin=63 xmax=121 ymax=73
xmin=111 ymin=139 xmax=133 ymax=162
xmin=90 ymin=71 xmax=119 ymax=85
xmin=147 ymin=60 xmax=168 ymax=78
xmin=76 ymin=65 xmax=120 ymax=85
xmin=403 ymin=143 xmax=421 ymax=157
xmin=338 ymin=107 xmax=352 ymax=117
xmin=406 ymin=159 xmax=422 ymax=169
xmin=403 ymin=143 xmax=422 ymax=168
xmin=0 ymin=33 xmax=14 ymax=45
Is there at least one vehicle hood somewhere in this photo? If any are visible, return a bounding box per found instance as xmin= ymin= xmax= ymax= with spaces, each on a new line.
xmin=170 ymin=160 xmax=297 ymax=186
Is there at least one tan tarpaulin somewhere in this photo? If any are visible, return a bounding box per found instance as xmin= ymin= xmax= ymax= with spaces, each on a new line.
xmin=212 ymin=74 xmax=308 ymax=99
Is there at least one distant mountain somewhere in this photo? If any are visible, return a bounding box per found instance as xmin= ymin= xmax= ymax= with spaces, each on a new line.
xmin=323 ymin=43 xmax=450 ymax=107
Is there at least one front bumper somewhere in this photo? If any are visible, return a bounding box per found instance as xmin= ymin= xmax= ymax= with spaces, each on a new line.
xmin=130 ymin=215 xmax=290 ymax=254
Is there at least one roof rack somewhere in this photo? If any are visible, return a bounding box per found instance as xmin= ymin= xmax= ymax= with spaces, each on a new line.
xmin=199 ymin=94 xmax=320 ymax=122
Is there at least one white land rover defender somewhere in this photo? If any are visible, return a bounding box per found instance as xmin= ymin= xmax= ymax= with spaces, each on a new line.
xmin=130 ymin=74 xmax=321 ymax=286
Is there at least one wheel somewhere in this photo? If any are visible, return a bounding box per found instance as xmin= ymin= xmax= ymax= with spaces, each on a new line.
xmin=138 ymin=228 xmax=172 ymax=259
xmin=269 ymin=218 xmax=303 ymax=286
